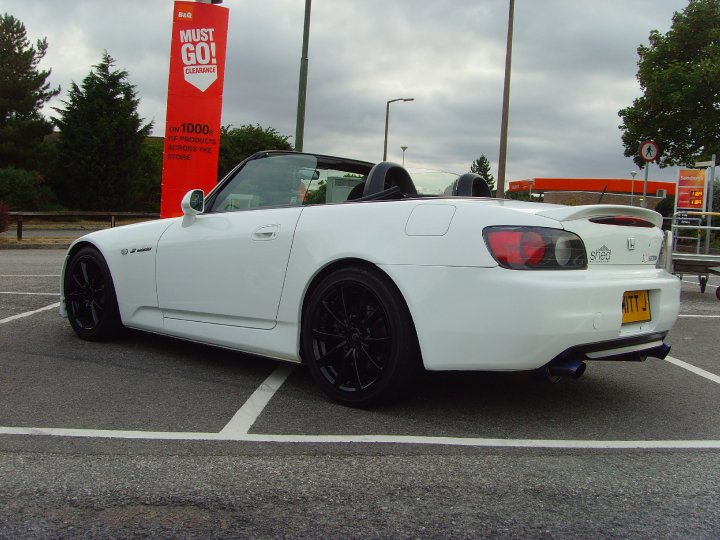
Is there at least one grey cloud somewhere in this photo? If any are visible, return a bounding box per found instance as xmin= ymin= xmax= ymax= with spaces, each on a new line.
xmin=3 ymin=0 xmax=686 ymax=183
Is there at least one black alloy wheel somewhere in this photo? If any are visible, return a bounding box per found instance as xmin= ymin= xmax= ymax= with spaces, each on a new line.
xmin=302 ymin=266 xmax=419 ymax=407
xmin=64 ymin=247 xmax=122 ymax=341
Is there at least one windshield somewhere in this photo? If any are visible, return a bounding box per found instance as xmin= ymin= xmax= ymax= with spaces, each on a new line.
xmin=208 ymin=153 xmax=372 ymax=211
xmin=207 ymin=154 xmax=465 ymax=212
xmin=408 ymin=169 xmax=460 ymax=196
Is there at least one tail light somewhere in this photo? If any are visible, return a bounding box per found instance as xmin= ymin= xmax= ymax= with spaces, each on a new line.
xmin=483 ymin=226 xmax=587 ymax=270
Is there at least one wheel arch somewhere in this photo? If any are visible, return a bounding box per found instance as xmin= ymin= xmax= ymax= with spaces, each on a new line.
xmin=62 ymin=241 xmax=124 ymax=340
xmin=66 ymin=239 xmax=100 ymax=259
xmin=62 ymin=240 xmax=115 ymax=288
xmin=61 ymin=240 xmax=105 ymax=310
xmin=298 ymin=257 xmax=423 ymax=367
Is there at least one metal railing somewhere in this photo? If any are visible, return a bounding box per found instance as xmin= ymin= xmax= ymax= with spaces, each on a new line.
xmin=8 ymin=211 xmax=159 ymax=241
xmin=671 ymin=211 xmax=720 ymax=254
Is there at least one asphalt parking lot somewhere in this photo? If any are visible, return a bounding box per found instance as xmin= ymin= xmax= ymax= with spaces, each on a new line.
xmin=1 ymin=249 xmax=719 ymax=538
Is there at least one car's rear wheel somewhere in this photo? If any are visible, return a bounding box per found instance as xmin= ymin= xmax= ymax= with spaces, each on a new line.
xmin=302 ymin=266 xmax=420 ymax=407
xmin=64 ymin=246 xmax=123 ymax=341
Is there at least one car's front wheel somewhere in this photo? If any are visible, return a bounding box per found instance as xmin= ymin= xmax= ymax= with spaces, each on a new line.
xmin=301 ymin=266 xmax=420 ymax=407
xmin=64 ymin=246 xmax=123 ymax=341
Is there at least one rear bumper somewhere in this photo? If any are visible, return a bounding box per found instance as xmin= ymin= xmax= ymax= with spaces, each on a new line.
xmin=380 ymin=264 xmax=680 ymax=372
xmin=547 ymin=331 xmax=670 ymax=365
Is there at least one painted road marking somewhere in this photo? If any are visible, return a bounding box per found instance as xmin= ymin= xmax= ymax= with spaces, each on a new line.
xmin=665 ymin=355 xmax=720 ymax=385
xmin=0 ymin=292 xmax=60 ymax=296
xmin=219 ymin=364 xmax=294 ymax=436
xmin=0 ymin=302 xmax=59 ymax=325
xmin=1 ymin=302 xmax=718 ymax=449
xmin=0 ymin=426 xmax=718 ymax=449
xmin=0 ymin=355 xmax=717 ymax=447
xmin=681 ymin=278 xmax=718 ymax=289
xmin=0 ymin=275 xmax=60 ymax=277
xmin=678 ymin=314 xmax=720 ymax=318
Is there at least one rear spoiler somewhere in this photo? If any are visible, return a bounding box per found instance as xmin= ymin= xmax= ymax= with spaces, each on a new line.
xmin=535 ymin=205 xmax=663 ymax=227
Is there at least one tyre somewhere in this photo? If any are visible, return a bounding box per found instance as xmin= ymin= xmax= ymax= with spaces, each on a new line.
xmin=301 ymin=266 xmax=420 ymax=407
xmin=64 ymin=246 xmax=123 ymax=341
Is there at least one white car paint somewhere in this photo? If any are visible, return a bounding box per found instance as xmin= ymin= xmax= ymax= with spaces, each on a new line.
xmin=60 ymin=153 xmax=684 ymax=407
xmin=156 ymin=207 xmax=303 ymax=330
xmin=61 ymin=196 xmax=680 ymax=370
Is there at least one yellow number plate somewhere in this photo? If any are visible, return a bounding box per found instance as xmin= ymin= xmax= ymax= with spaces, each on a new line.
xmin=622 ymin=290 xmax=651 ymax=324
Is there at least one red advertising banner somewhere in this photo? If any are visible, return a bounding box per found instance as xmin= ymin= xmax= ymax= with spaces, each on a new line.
xmin=160 ymin=1 xmax=229 ymax=218
xmin=676 ymin=169 xmax=707 ymax=212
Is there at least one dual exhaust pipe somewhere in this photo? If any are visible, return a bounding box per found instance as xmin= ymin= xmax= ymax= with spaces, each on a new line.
xmin=545 ymin=343 xmax=671 ymax=380
xmin=548 ymin=359 xmax=586 ymax=379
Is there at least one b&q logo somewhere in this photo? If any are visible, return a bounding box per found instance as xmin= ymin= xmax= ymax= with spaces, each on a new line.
xmin=176 ymin=7 xmax=194 ymax=21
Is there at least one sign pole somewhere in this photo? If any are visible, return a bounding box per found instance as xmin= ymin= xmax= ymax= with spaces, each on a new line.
xmin=642 ymin=164 xmax=650 ymax=208
xmin=638 ymin=140 xmax=659 ymax=208
xmin=706 ymin=155 xmax=715 ymax=254
xmin=693 ymin=155 xmax=716 ymax=254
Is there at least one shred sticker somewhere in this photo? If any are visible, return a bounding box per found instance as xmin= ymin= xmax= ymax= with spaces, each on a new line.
xmin=589 ymin=245 xmax=612 ymax=263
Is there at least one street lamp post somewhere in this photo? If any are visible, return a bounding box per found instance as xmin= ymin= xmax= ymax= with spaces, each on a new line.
xmin=401 ymin=146 xmax=408 ymax=166
xmin=496 ymin=0 xmax=515 ymax=199
xmin=630 ymin=170 xmax=637 ymax=206
xmin=383 ymin=98 xmax=414 ymax=161
xmin=295 ymin=0 xmax=312 ymax=152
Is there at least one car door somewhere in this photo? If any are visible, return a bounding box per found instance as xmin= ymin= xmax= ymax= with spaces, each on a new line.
xmin=155 ymin=207 xmax=303 ymax=330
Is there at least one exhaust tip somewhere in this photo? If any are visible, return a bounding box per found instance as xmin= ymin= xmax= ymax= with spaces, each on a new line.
xmin=549 ymin=359 xmax=587 ymax=379
xmin=650 ymin=343 xmax=671 ymax=360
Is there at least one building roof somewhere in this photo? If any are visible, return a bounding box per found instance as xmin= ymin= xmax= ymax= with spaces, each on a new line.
xmin=508 ymin=178 xmax=676 ymax=196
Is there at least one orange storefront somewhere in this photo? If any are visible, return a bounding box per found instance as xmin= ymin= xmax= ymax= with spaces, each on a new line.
xmin=508 ymin=178 xmax=676 ymax=197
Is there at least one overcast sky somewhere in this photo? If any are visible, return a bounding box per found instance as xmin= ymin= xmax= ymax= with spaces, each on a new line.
xmin=4 ymin=0 xmax=691 ymax=183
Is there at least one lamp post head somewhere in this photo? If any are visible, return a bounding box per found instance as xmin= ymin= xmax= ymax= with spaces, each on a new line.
xmin=630 ymin=170 xmax=637 ymax=179
xmin=383 ymin=99 xmax=415 ymax=160
xmin=387 ymin=97 xmax=415 ymax=105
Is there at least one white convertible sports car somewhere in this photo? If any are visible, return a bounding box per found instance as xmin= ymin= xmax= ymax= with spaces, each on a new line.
xmin=61 ymin=151 xmax=681 ymax=406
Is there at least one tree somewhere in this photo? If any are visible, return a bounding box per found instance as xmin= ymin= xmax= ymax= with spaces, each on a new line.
xmin=654 ymin=194 xmax=676 ymax=219
xmin=469 ymin=155 xmax=496 ymax=191
xmin=0 ymin=200 xmax=8 ymax=233
xmin=619 ymin=0 xmax=720 ymax=168
xmin=217 ymin=124 xmax=292 ymax=180
xmin=0 ymin=13 xmax=60 ymax=171
xmin=52 ymin=52 xmax=152 ymax=210
xmin=129 ymin=137 xmax=163 ymax=212
xmin=0 ymin=166 xmax=58 ymax=210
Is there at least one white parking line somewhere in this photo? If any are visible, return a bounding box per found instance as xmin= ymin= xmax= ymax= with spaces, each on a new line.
xmin=681 ymin=278 xmax=718 ymax=289
xmin=219 ymin=364 xmax=294 ymax=436
xmin=678 ymin=314 xmax=720 ymax=318
xmin=665 ymin=356 xmax=720 ymax=385
xmin=0 ymin=302 xmax=60 ymax=325
xmin=0 ymin=426 xmax=718 ymax=449
xmin=0 ymin=292 xmax=60 ymax=296
xmin=0 ymin=274 xmax=60 ymax=277
xmin=1 ymin=301 xmax=718 ymax=449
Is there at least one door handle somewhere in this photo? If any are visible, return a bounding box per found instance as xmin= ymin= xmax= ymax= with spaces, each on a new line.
xmin=252 ymin=224 xmax=280 ymax=241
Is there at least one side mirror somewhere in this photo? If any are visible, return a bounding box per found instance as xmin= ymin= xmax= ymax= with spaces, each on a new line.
xmin=181 ymin=189 xmax=204 ymax=227
xmin=181 ymin=189 xmax=205 ymax=216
